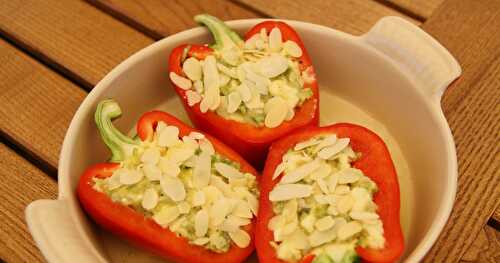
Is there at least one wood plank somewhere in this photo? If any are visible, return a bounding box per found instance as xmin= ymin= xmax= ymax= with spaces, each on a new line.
xmin=459 ymin=224 xmax=500 ymax=263
xmin=385 ymin=0 xmax=443 ymax=19
xmin=419 ymin=0 xmax=500 ymax=261
xmin=236 ymin=0 xmax=420 ymax=35
xmin=88 ymin=0 xmax=261 ymax=39
xmin=0 ymin=0 xmax=153 ymax=87
xmin=0 ymin=143 xmax=57 ymax=263
xmin=0 ymin=39 xmax=86 ymax=169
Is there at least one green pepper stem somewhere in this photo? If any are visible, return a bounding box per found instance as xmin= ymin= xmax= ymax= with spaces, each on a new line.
xmin=194 ymin=14 xmax=243 ymax=51
xmin=94 ymin=99 xmax=139 ymax=163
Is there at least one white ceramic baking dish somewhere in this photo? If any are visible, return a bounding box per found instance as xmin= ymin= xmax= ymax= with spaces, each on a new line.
xmin=26 ymin=17 xmax=460 ymax=263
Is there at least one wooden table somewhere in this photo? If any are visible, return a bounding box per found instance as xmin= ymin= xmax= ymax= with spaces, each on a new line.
xmin=0 ymin=0 xmax=498 ymax=262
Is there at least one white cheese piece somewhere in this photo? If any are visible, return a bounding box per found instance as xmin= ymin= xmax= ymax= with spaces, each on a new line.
xmin=169 ymin=72 xmax=192 ymax=90
xmin=269 ymin=184 xmax=313 ymax=201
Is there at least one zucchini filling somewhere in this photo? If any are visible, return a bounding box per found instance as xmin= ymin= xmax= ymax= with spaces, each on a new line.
xmin=93 ymin=121 xmax=259 ymax=253
xmin=268 ymin=135 xmax=385 ymax=262
xmin=169 ymin=15 xmax=314 ymax=128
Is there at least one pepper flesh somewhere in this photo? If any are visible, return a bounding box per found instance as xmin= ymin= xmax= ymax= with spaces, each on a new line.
xmin=255 ymin=123 xmax=404 ymax=263
xmin=168 ymin=15 xmax=319 ymax=168
xmin=78 ymin=100 xmax=258 ymax=263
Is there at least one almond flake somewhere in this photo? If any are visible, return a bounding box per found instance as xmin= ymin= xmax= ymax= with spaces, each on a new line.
xmin=337 ymin=221 xmax=362 ymax=240
xmin=244 ymin=34 xmax=260 ymax=49
xmin=153 ymin=206 xmax=179 ymax=227
xmin=186 ymin=90 xmax=202 ymax=106
xmin=193 ymin=80 xmax=204 ymax=93
xmin=192 ymin=190 xmax=206 ymax=206
xmin=257 ymin=54 xmax=289 ymax=78
xmin=227 ymin=91 xmax=242 ymax=113
xmin=315 ymin=135 xmax=338 ymax=151
xmin=199 ymin=95 xmax=211 ymax=113
xmin=283 ymin=40 xmax=303 ymax=57
xmin=272 ymin=162 xmax=286 ymax=180
xmin=335 ymin=185 xmax=350 ymax=195
xmin=192 ymin=238 xmax=210 ymax=246
xmin=182 ymin=57 xmax=202 ymax=81
xmin=269 ymin=27 xmax=283 ymax=52
xmin=246 ymin=193 xmax=259 ymax=216
xmin=142 ymin=164 xmax=161 ymax=181
xmin=237 ymin=83 xmax=252 ymax=102
xmin=337 ymin=195 xmax=354 ymax=214
xmin=158 ymin=125 xmax=180 ymax=147
xmin=349 ymin=211 xmax=379 ymax=221
xmin=318 ymin=138 xmax=350 ymax=159
xmin=158 ymin=158 xmax=181 ymax=177
xmin=189 ymin=131 xmax=205 ymax=140
xmin=308 ymin=228 xmax=337 ymax=247
xmin=232 ymin=200 xmax=253 ymax=219
xmin=217 ymin=63 xmax=237 ymax=78
xmin=264 ymin=97 xmax=288 ymax=128
xmin=202 ymin=55 xmax=219 ymax=92
xmin=140 ymin=147 xmax=160 ymax=165
xmin=214 ymin=162 xmax=243 ymax=179
xmin=169 ymin=72 xmax=192 ymax=90
xmin=141 ymin=188 xmax=159 ymax=210
xmin=337 ymin=171 xmax=361 ymax=186
xmin=161 ymin=175 xmax=186 ymax=202
xmin=229 ymin=229 xmax=251 ymax=248
xmin=280 ymin=159 xmax=320 ymax=184
xmin=118 ymin=169 xmax=143 ymax=185
xmin=294 ymin=138 xmax=321 ymax=151
xmin=210 ymin=198 xmax=231 ymax=226
xmin=221 ymin=48 xmax=240 ymax=66
xmin=269 ymin=184 xmax=313 ymax=201
xmin=199 ymin=139 xmax=215 ymax=155
xmin=194 ymin=209 xmax=209 ymax=237
xmin=315 ymin=216 xmax=335 ymax=231
xmin=193 ymin=152 xmax=211 ymax=188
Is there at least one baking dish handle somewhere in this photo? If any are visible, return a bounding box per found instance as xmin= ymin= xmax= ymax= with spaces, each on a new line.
xmin=362 ymin=16 xmax=461 ymax=101
xmin=26 ymin=199 xmax=105 ymax=263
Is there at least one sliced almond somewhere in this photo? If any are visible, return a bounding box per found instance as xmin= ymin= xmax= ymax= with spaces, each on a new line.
xmin=318 ymin=138 xmax=350 ymax=159
xmin=264 ymin=97 xmax=288 ymax=128
xmin=246 ymin=193 xmax=259 ymax=216
xmin=210 ymin=198 xmax=231 ymax=226
xmin=244 ymin=34 xmax=260 ymax=50
xmin=214 ymin=162 xmax=243 ymax=179
xmin=193 ymin=152 xmax=211 ymax=188
xmin=161 ymin=175 xmax=186 ymax=202
xmin=141 ymin=188 xmax=159 ymax=210
xmin=227 ymin=91 xmax=242 ymax=113
xmin=336 ymin=194 xmax=354 ymax=214
xmin=268 ymin=27 xmax=283 ymax=52
xmin=315 ymin=216 xmax=335 ymax=231
xmin=158 ymin=125 xmax=180 ymax=147
xmin=272 ymin=162 xmax=286 ymax=180
xmin=308 ymin=228 xmax=337 ymax=247
xmin=283 ymin=40 xmax=303 ymax=57
xmin=202 ymin=55 xmax=219 ymax=91
xmin=315 ymin=135 xmax=338 ymax=152
xmin=349 ymin=211 xmax=379 ymax=221
xmin=337 ymin=221 xmax=362 ymax=240
xmin=221 ymin=48 xmax=240 ymax=66
xmin=193 ymin=80 xmax=204 ymax=93
xmin=189 ymin=131 xmax=205 ymax=140
xmin=257 ymin=54 xmax=289 ymax=78
xmin=237 ymin=83 xmax=252 ymax=102
xmin=153 ymin=206 xmax=179 ymax=227
xmin=158 ymin=158 xmax=180 ymax=177
xmin=140 ymin=147 xmax=160 ymax=165
xmin=192 ymin=237 xmax=210 ymax=246
xmin=294 ymin=138 xmax=321 ymax=151
xmin=182 ymin=57 xmax=202 ymax=81
xmin=186 ymin=90 xmax=202 ymax=106
xmin=177 ymin=201 xmax=191 ymax=214
xmin=192 ymin=190 xmax=206 ymax=206
xmin=169 ymin=72 xmax=192 ymax=90
xmin=194 ymin=209 xmax=209 ymax=237
xmin=269 ymin=184 xmax=313 ymax=201
xmin=337 ymin=168 xmax=362 ymax=184
xmin=199 ymin=139 xmax=215 ymax=155
xmin=217 ymin=63 xmax=237 ymax=78
xmin=118 ymin=169 xmax=143 ymax=185
xmin=142 ymin=164 xmax=161 ymax=181
xmin=229 ymin=229 xmax=251 ymax=248
xmin=232 ymin=200 xmax=253 ymax=219
xmin=280 ymin=159 xmax=320 ymax=184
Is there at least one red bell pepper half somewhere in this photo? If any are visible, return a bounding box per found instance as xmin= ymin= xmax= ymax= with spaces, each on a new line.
xmin=168 ymin=14 xmax=319 ymax=168
xmin=256 ymin=123 xmax=404 ymax=263
xmin=78 ymin=99 xmax=258 ymax=263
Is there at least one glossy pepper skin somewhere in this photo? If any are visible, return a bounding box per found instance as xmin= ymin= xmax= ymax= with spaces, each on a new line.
xmin=78 ymin=100 xmax=258 ymax=263
xmin=255 ymin=123 xmax=404 ymax=263
xmin=168 ymin=15 xmax=319 ymax=169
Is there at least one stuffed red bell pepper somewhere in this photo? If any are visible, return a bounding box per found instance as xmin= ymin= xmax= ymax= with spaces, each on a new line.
xmin=168 ymin=14 xmax=319 ymax=168
xmin=78 ymin=99 xmax=260 ymax=263
xmin=255 ymin=124 xmax=404 ymax=263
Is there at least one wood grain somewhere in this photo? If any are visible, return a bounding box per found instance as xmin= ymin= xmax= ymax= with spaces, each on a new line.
xmin=88 ymin=0 xmax=261 ymax=39
xmin=459 ymin=224 xmax=500 ymax=263
xmin=236 ymin=0 xmax=420 ymax=35
xmin=384 ymin=0 xmax=443 ymax=19
xmin=420 ymin=0 xmax=500 ymax=261
xmin=0 ymin=0 xmax=153 ymax=87
xmin=494 ymin=206 xmax=500 ymax=224
xmin=0 ymin=143 xmax=57 ymax=263
xmin=0 ymin=39 xmax=86 ymax=169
